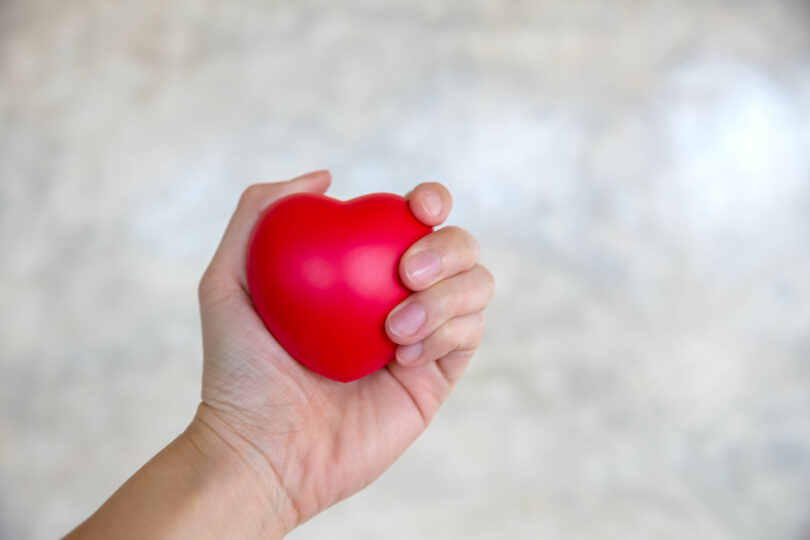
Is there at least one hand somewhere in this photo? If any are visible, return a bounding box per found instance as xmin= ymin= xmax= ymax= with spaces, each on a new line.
xmin=193 ymin=170 xmax=494 ymax=535
xmin=66 ymin=171 xmax=494 ymax=539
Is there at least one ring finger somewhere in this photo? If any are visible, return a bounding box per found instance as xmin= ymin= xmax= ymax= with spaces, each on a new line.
xmin=395 ymin=312 xmax=485 ymax=367
xmin=385 ymin=264 xmax=495 ymax=345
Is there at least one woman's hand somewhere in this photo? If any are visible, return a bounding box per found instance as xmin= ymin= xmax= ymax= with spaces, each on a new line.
xmin=67 ymin=170 xmax=494 ymax=539
xmin=195 ymin=171 xmax=494 ymax=535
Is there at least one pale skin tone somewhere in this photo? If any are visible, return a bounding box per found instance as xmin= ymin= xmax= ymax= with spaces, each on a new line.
xmin=66 ymin=170 xmax=495 ymax=539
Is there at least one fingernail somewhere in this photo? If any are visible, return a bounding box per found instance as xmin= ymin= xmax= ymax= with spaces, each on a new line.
xmin=389 ymin=302 xmax=426 ymax=338
xmin=405 ymin=251 xmax=441 ymax=285
xmin=421 ymin=192 xmax=442 ymax=217
xmin=398 ymin=342 xmax=423 ymax=364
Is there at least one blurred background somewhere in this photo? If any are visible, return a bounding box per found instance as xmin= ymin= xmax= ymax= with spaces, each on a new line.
xmin=2 ymin=0 xmax=810 ymax=538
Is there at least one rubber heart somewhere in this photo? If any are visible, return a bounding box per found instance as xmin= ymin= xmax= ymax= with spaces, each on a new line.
xmin=246 ymin=192 xmax=433 ymax=382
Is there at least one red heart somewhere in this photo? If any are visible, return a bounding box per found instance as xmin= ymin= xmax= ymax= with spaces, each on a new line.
xmin=246 ymin=192 xmax=433 ymax=382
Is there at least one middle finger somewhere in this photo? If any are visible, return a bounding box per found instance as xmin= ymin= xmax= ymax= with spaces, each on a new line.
xmin=399 ymin=226 xmax=480 ymax=291
xmin=385 ymin=263 xmax=495 ymax=345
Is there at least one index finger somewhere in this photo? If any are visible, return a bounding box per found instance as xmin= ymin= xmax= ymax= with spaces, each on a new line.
xmin=406 ymin=182 xmax=453 ymax=227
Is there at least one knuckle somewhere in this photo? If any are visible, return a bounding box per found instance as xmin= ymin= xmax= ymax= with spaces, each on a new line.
xmin=197 ymin=276 xmax=207 ymax=301
xmin=472 ymin=311 xmax=486 ymax=330
xmin=198 ymin=280 xmax=218 ymax=306
xmin=462 ymin=230 xmax=481 ymax=261
xmin=197 ymin=267 xmax=214 ymax=301
xmin=435 ymin=226 xmax=473 ymax=262
xmin=476 ymin=264 xmax=496 ymax=298
xmin=467 ymin=233 xmax=481 ymax=260
xmin=436 ymin=319 xmax=457 ymax=345
xmin=429 ymin=320 xmax=461 ymax=358
xmin=197 ymin=269 xmax=238 ymax=308
xmin=238 ymin=183 xmax=265 ymax=209
xmin=441 ymin=224 xmax=464 ymax=241
xmin=446 ymin=226 xmax=480 ymax=262
xmin=201 ymin=283 xmax=241 ymax=309
xmin=466 ymin=334 xmax=483 ymax=351
xmin=462 ymin=314 xmax=485 ymax=351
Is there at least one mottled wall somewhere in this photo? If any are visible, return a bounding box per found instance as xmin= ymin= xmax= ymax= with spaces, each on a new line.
xmin=1 ymin=1 xmax=810 ymax=538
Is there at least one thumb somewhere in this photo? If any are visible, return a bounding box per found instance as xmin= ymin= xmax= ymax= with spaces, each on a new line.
xmin=204 ymin=170 xmax=332 ymax=290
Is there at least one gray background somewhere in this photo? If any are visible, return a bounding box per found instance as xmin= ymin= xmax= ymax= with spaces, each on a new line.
xmin=2 ymin=0 xmax=810 ymax=538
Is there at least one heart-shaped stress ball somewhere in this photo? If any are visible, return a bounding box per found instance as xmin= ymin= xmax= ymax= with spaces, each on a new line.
xmin=246 ymin=193 xmax=433 ymax=382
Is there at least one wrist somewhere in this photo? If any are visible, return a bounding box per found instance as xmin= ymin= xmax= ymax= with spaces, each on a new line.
xmin=65 ymin=403 xmax=298 ymax=540
xmin=183 ymin=402 xmax=300 ymax=539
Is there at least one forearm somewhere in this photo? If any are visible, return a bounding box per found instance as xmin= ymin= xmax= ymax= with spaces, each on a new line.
xmin=65 ymin=403 xmax=297 ymax=540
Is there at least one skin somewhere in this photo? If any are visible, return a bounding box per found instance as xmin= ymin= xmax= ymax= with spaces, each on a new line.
xmin=66 ymin=170 xmax=495 ymax=539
